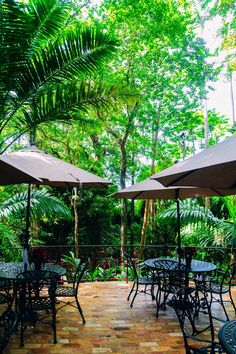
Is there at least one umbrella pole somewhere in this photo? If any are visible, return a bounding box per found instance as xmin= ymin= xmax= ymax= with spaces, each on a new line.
xmin=176 ymin=189 xmax=181 ymax=264
xmin=23 ymin=184 xmax=31 ymax=269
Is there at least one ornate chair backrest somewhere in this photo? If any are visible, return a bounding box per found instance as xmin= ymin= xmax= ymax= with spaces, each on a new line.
xmin=154 ymin=259 xmax=186 ymax=289
xmin=214 ymin=262 xmax=236 ymax=289
xmin=124 ymin=252 xmax=139 ymax=281
xmin=0 ymin=277 xmax=13 ymax=308
xmin=16 ymin=270 xmax=59 ymax=316
xmin=74 ymin=262 xmax=88 ymax=292
xmin=0 ymin=309 xmax=17 ymax=352
xmin=171 ymin=287 xmax=216 ymax=352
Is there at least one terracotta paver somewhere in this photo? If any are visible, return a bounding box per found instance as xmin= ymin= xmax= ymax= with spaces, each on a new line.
xmin=4 ymin=282 xmax=236 ymax=354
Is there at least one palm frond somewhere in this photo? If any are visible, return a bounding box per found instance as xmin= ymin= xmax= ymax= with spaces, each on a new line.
xmin=15 ymin=27 xmax=118 ymax=100
xmin=157 ymin=200 xmax=218 ymax=227
xmin=16 ymin=81 xmax=139 ymax=129
xmin=1 ymin=0 xmax=118 ymax=136
xmin=29 ymin=0 xmax=71 ymax=53
xmin=0 ymin=189 xmax=72 ymax=221
xmin=0 ymin=221 xmax=21 ymax=259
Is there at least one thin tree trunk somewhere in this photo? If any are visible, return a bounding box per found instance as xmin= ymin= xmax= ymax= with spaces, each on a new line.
xmin=72 ymin=187 xmax=79 ymax=258
xmin=130 ymin=153 xmax=135 ymax=248
xmin=31 ymin=220 xmax=40 ymax=240
xmin=140 ymin=101 xmax=161 ymax=254
xmin=204 ymin=100 xmax=211 ymax=209
xmin=120 ymin=141 xmax=127 ymax=260
xmin=230 ymin=72 xmax=235 ymax=125
xmin=140 ymin=200 xmax=150 ymax=258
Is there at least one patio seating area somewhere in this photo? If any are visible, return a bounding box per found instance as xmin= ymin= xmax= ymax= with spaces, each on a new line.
xmin=4 ymin=281 xmax=236 ymax=354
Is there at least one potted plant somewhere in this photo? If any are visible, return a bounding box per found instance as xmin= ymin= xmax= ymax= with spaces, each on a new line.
xmin=29 ymin=247 xmax=48 ymax=270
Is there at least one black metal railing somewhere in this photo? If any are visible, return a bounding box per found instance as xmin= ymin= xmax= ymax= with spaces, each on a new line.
xmin=0 ymin=244 xmax=234 ymax=281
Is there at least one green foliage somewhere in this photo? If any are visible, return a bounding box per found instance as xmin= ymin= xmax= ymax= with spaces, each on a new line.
xmin=0 ymin=188 xmax=72 ymax=221
xmin=158 ymin=198 xmax=236 ymax=250
xmin=158 ymin=200 xmax=218 ymax=228
xmin=61 ymin=251 xmax=81 ymax=281
xmin=86 ymin=264 xmax=126 ymax=281
xmin=0 ymin=222 xmax=21 ymax=261
xmin=0 ymin=0 xmax=137 ymax=152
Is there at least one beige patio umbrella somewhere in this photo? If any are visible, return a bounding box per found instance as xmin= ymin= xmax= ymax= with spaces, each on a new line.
xmin=111 ymin=178 xmax=236 ymax=261
xmin=151 ymin=135 xmax=236 ymax=189
xmin=1 ymin=146 xmax=111 ymax=264
xmin=0 ymin=158 xmax=42 ymax=185
xmin=1 ymin=147 xmax=111 ymax=188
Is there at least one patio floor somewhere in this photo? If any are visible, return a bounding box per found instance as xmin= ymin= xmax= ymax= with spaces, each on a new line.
xmin=4 ymin=281 xmax=236 ymax=354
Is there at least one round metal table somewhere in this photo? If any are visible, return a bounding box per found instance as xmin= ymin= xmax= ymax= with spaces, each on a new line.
xmin=218 ymin=320 xmax=236 ymax=353
xmin=0 ymin=262 xmax=66 ymax=279
xmin=144 ymin=257 xmax=216 ymax=273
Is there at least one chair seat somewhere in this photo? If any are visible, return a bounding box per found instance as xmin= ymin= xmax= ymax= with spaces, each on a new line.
xmin=161 ymin=285 xmax=180 ymax=294
xmin=56 ymin=286 xmax=76 ymax=297
xmin=134 ymin=276 xmax=159 ymax=286
xmin=0 ymin=309 xmax=17 ymax=352
xmin=25 ymin=297 xmax=54 ymax=312
xmin=0 ymin=293 xmax=11 ymax=305
xmin=189 ymin=344 xmax=223 ymax=353
xmin=200 ymin=283 xmax=229 ymax=295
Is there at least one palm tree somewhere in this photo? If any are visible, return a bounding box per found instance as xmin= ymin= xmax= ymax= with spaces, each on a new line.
xmin=157 ymin=199 xmax=232 ymax=258
xmin=0 ymin=0 xmax=137 ymax=151
xmin=0 ymin=188 xmax=72 ymax=246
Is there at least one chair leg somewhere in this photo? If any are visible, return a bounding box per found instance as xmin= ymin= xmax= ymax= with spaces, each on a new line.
xmin=20 ymin=322 xmax=24 ymax=347
xmin=151 ymin=285 xmax=156 ymax=300
xmin=52 ymin=310 xmax=57 ymax=344
xmin=127 ymin=282 xmax=135 ymax=301
xmin=155 ymin=287 xmax=162 ymax=317
xmin=130 ymin=283 xmax=139 ymax=308
xmin=75 ymin=295 xmax=86 ymax=324
xmin=229 ymin=288 xmax=236 ymax=314
xmin=219 ymin=293 xmax=229 ymax=321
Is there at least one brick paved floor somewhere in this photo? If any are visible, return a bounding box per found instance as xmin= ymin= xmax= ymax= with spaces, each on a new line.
xmin=4 ymin=282 xmax=236 ymax=354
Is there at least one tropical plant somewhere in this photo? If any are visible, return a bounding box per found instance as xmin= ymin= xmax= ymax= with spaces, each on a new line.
xmin=0 ymin=188 xmax=71 ymax=221
xmin=0 ymin=0 xmax=137 ymax=151
xmin=0 ymin=188 xmax=72 ymax=246
xmin=61 ymin=250 xmax=81 ymax=281
xmin=157 ymin=199 xmax=236 ymax=250
xmin=0 ymin=222 xmax=22 ymax=261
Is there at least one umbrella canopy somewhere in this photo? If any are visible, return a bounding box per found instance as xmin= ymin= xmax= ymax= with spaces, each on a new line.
xmin=0 ymin=158 xmax=42 ymax=185
xmin=1 ymin=147 xmax=111 ymax=264
xmin=111 ymin=178 xmax=235 ymax=262
xmin=151 ymin=135 xmax=236 ymax=190
xmin=1 ymin=147 xmax=111 ymax=188
xmin=111 ymin=178 xmax=233 ymax=199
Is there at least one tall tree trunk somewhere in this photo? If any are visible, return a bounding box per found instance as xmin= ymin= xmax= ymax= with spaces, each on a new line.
xmin=140 ymin=200 xmax=150 ymax=258
xmin=140 ymin=101 xmax=161 ymax=257
xmin=230 ymin=72 xmax=235 ymax=126
xmin=72 ymin=187 xmax=79 ymax=258
xmin=29 ymin=127 xmax=37 ymax=146
xmin=204 ymin=100 xmax=211 ymax=209
xmin=130 ymin=152 xmax=135 ymax=248
xmin=120 ymin=141 xmax=127 ymax=260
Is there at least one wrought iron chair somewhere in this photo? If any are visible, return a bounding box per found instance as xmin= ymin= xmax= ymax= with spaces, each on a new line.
xmin=15 ymin=270 xmax=59 ymax=347
xmin=195 ymin=262 xmax=236 ymax=321
xmin=154 ymin=259 xmax=187 ymax=317
xmin=170 ymin=287 xmax=224 ymax=353
xmin=124 ymin=252 xmax=159 ymax=308
xmin=0 ymin=309 xmax=17 ymax=352
xmin=0 ymin=277 xmax=14 ymax=309
xmin=55 ymin=261 xmax=87 ymax=324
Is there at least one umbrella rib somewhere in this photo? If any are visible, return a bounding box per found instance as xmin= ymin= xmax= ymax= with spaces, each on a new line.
xmin=164 ymin=170 xmax=197 ymax=186
xmin=210 ymin=188 xmax=224 ymax=196
xmin=132 ymin=191 xmax=143 ymax=199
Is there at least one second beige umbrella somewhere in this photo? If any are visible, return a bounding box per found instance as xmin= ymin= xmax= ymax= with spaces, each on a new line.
xmin=151 ymin=135 xmax=236 ymax=189
xmin=112 ymin=178 xmax=235 ymax=260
